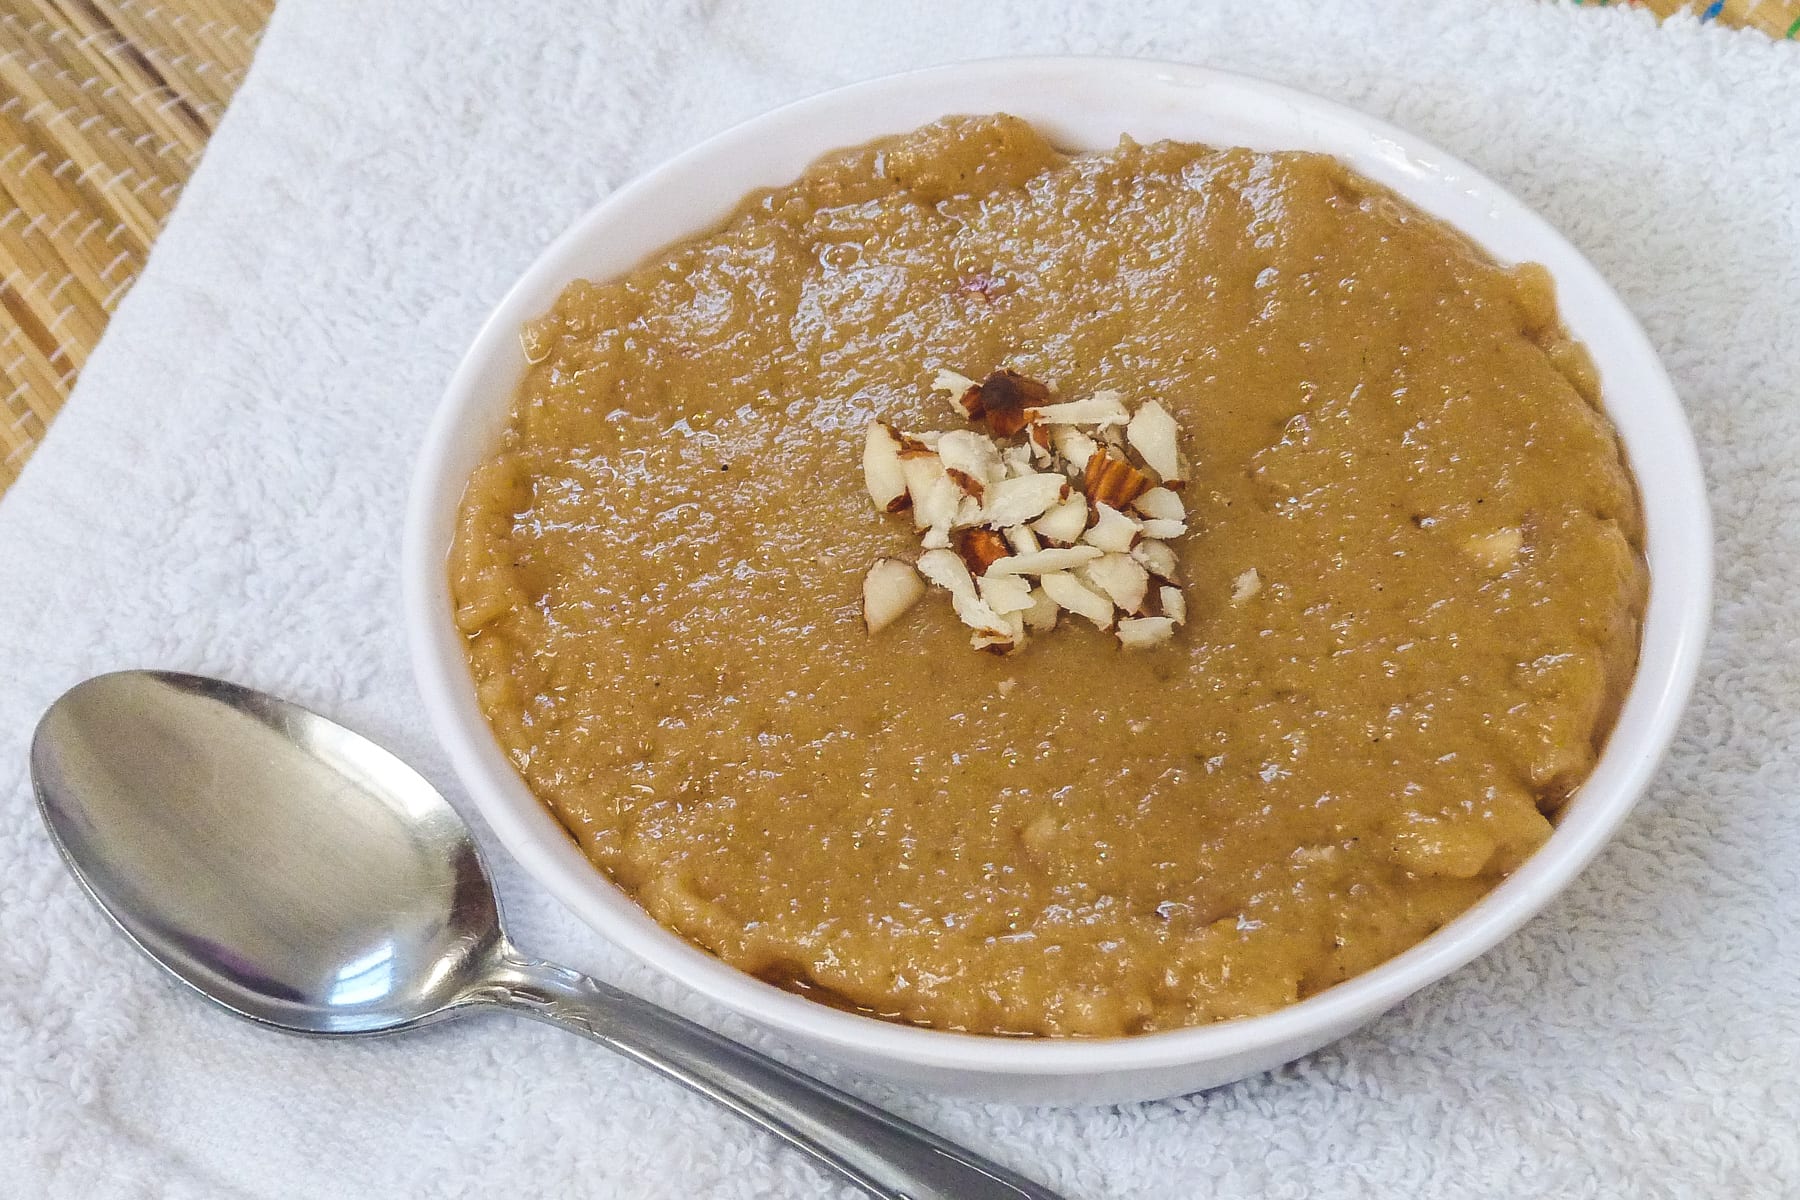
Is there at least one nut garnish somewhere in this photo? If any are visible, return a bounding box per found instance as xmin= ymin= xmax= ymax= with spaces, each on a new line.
xmin=862 ymin=557 xmax=926 ymax=634
xmin=862 ymin=369 xmax=1196 ymax=651
xmin=1126 ymin=400 xmax=1183 ymax=483
xmin=1032 ymin=496 xmax=1089 ymax=545
xmin=1080 ymin=552 xmax=1151 ymax=615
xmin=1083 ymin=450 xmax=1153 ymax=510
xmin=1231 ymin=567 xmax=1262 ymax=603
xmin=974 ymin=369 xmax=1048 ymax=438
xmin=1160 ymin=585 xmax=1187 ymax=625
xmin=862 ymin=423 xmax=910 ymax=513
xmin=1132 ymin=486 xmax=1185 ymax=523
xmin=1039 ymin=570 xmax=1115 ymax=630
xmin=1082 ymin=503 xmax=1141 ymax=553
xmin=1117 ymin=615 xmax=1177 ymax=649
xmin=956 ymin=528 xmax=1012 ymax=575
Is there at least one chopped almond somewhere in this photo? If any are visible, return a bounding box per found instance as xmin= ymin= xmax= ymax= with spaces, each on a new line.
xmin=902 ymin=456 xmax=961 ymax=543
xmin=1082 ymin=503 xmax=1141 ymax=553
xmin=956 ymin=528 xmax=1012 ymax=575
xmin=1126 ymin=400 xmax=1182 ymax=482
xmin=977 ymin=369 xmax=1049 ymax=438
xmin=896 ymin=430 xmax=937 ymax=456
xmin=1132 ymin=486 xmax=1185 ymax=523
xmin=932 ymin=368 xmax=984 ymax=420
xmin=865 ymin=370 xmax=1194 ymax=654
xmin=1083 ymin=451 xmax=1152 ymax=509
xmin=985 ymin=544 xmax=1105 ymax=577
xmin=1117 ymin=615 xmax=1177 ymax=649
xmin=1039 ymin=570 xmax=1115 ymax=629
xmin=1081 ymin=552 xmax=1150 ymax=614
xmin=1021 ymin=588 xmax=1060 ymax=633
xmin=1160 ymin=585 xmax=1187 ymax=625
xmin=983 ymin=472 xmax=1070 ymax=527
xmin=977 ymin=573 xmax=1036 ymax=614
xmin=1032 ymin=495 xmax=1089 ymax=545
xmin=1031 ymin=391 xmax=1130 ymax=428
xmin=971 ymin=608 xmax=1026 ymax=654
xmin=1003 ymin=524 xmax=1041 ymax=555
xmin=862 ymin=422 xmax=910 ymax=513
xmin=862 ymin=558 xmax=926 ymax=634
xmin=1049 ymin=426 xmax=1100 ymax=479
xmin=937 ymin=430 xmax=1003 ymax=498
xmin=916 ymin=547 xmax=977 ymax=601
xmin=1132 ymin=539 xmax=1178 ymax=581
xmin=945 ymin=469 xmax=984 ymax=502
xmin=1231 ymin=567 xmax=1262 ymax=603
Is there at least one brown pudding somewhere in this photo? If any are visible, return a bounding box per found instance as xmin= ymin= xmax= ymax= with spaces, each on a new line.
xmin=450 ymin=115 xmax=1646 ymax=1037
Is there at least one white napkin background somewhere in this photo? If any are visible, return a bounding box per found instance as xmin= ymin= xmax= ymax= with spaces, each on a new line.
xmin=2 ymin=2 xmax=1797 ymax=1196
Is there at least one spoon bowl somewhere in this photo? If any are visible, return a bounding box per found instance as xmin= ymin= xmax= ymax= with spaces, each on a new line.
xmin=32 ymin=670 xmax=1059 ymax=1200
xmin=34 ymin=671 xmax=499 ymax=1035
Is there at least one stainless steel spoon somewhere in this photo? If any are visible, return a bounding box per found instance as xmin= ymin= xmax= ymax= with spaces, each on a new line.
xmin=32 ymin=670 xmax=1063 ymax=1200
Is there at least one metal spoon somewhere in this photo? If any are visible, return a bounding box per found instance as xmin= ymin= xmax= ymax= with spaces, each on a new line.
xmin=31 ymin=670 xmax=1062 ymax=1200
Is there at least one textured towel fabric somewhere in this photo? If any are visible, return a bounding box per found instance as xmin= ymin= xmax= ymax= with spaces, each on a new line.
xmin=1 ymin=2 xmax=1796 ymax=1197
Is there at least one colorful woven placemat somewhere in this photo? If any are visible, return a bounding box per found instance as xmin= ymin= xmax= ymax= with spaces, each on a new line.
xmin=0 ymin=0 xmax=1792 ymax=497
xmin=1579 ymin=0 xmax=1800 ymax=38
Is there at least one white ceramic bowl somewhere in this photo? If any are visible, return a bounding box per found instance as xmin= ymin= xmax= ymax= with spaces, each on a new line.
xmin=405 ymin=57 xmax=1710 ymax=1106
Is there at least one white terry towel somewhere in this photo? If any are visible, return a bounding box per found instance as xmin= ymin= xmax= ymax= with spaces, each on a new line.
xmin=2 ymin=2 xmax=1797 ymax=1196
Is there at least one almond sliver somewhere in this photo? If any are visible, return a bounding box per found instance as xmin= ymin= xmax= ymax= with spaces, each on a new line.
xmin=1083 ymin=451 xmax=1152 ymax=509
xmin=862 ymin=558 xmax=926 ymax=634
xmin=1131 ymin=539 xmax=1178 ymax=581
xmin=863 ymin=422 xmax=909 ymax=513
xmin=900 ymin=454 xmax=951 ymax=531
xmin=1030 ymin=391 xmax=1130 ymax=428
xmin=1126 ymin=400 xmax=1182 ymax=481
xmin=1031 ymin=495 xmax=1089 ymax=545
xmin=983 ymin=472 xmax=1070 ymax=528
xmin=1082 ymin=503 xmax=1141 ymax=553
xmin=1132 ymin=486 xmax=1185 ymax=523
xmin=971 ymin=607 xmax=1026 ymax=654
xmin=1050 ymin=425 xmax=1100 ymax=475
xmin=984 ymin=544 xmax=1105 ymax=577
xmin=955 ymin=528 xmax=1012 ymax=576
xmin=1003 ymin=524 xmax=1042 ymax=555
xmin=1117 ymin=615 xmax=1176 ymax=649
xmin=1160 ymin=584 xmax=1187 ymax=625
xmin=1081 ymin=552 xmax=1150 ymax=614
xmin=916 ymin=547 xmax=977 ymax=602
xmin=1021 ymin=588 xmax=1060 ymax=633
xmin=937 ymin=430 xmax=1004 ymax=496
xmin=932 ymin=368 xmax=983 ymax=419
xmin=977 ymin=573 xmax=1035 ymax=614
xmin=1039 ymin=570 xmax=1115 ymax=629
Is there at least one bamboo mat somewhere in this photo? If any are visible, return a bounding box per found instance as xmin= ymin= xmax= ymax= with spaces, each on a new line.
xmin=0 ymin=0 xmax=271 ymax=493
xmin=0 ymin=2 xmax=1794 ymax=497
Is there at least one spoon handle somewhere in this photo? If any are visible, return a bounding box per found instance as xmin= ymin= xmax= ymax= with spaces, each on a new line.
xmin=477 ymin=952 xmax=1064 ymax=1200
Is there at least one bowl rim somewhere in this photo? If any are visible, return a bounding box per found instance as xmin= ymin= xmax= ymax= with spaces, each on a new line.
xmin=404 ymin=55 xmax=1711 ymax=1076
